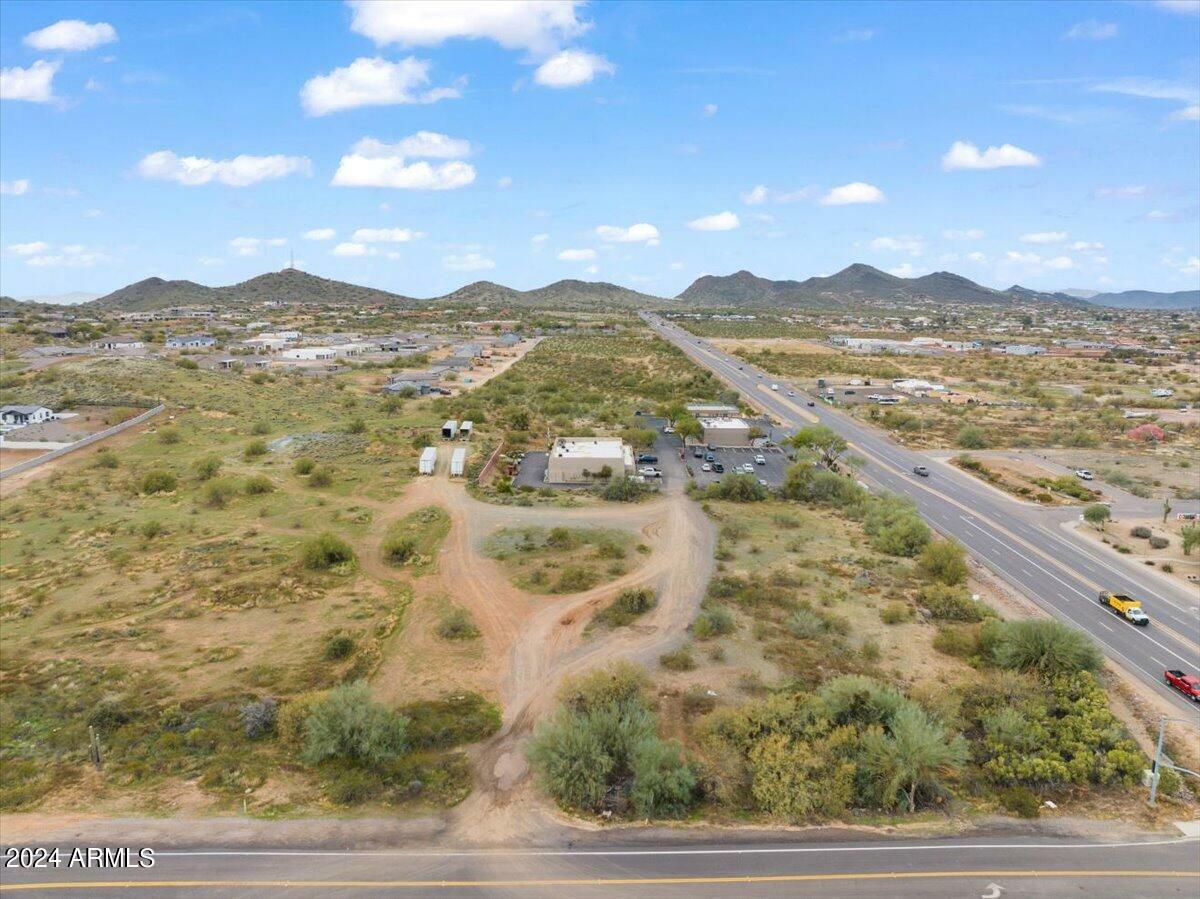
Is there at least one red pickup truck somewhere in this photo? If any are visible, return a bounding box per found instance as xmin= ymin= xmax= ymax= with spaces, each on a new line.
xmin=1164 ymin=669 xmax=1200 ymax=702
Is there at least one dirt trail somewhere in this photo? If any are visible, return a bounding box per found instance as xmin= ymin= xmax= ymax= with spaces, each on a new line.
xmin=390 ymin=479 xmax=717 ymax=843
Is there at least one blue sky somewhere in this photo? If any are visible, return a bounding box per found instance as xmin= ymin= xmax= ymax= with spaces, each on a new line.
xmin=1 ymin=0 xmax=1198 ymax=301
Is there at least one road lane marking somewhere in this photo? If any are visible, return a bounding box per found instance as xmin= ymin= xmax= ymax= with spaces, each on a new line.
xmin=4 ymin=870 xmax=1197 ymax=892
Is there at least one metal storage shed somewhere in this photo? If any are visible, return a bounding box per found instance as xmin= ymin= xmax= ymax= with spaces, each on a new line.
xmin=441 ymin=420 xmax=459 ymax=439
xmin=418 ymin=446 xmax=438 ymax=475
xmin=450 ymin=447 xmax=467 ymax=477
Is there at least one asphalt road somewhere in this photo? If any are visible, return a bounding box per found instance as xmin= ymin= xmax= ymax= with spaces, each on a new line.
xmin=643 ymin=314 xmax=1200 ymax=716
xmin=2 ymin=836 xmax=1197 ymax=897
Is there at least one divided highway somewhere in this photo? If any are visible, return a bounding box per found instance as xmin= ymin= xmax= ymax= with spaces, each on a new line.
xmin=644 ymin=314 xmax=1200 ymax=715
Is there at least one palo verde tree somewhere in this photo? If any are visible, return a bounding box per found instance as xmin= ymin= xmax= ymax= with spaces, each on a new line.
xmin=788 ymin=425 xmax=848 ymax=469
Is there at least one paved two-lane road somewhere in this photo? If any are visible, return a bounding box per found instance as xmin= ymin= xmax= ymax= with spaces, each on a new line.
xmin=2 ymin=835 xmax=1197 ymax=896
xmin=644 ymin=314 xmax=1200 ymax=715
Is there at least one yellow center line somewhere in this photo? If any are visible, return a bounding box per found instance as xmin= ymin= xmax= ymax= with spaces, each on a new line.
xmin=2 ymin=870 xmax=1197 ymax=891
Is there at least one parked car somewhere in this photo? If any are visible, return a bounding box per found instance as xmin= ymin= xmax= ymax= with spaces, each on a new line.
xmin=754 ymin=454 xmax=766 ymax=465
xmin=637 ymin=453 xmax=658 ymax=464
xmin=638 ymin=466 xmax=662 ymax=478
xmin=705 ymin=452 xmax=715 ymax=462
xmin=712 ymin=462 xmax=725 ymax=473
xmin=1164 ymin=670 xmax=1200 ymax=702
xmin=701 ymin=463 xmax=712 ymax=472
xmin=913 ymin=465 xmax=930 ymax=477
xmin=662 ymin=426 xmax=676 ymax=434
xmin=1074 ymin=469 xmax=1094 ymax=481
xmin=741 ymin=463 xmax=755 ymax=473
xmin=693 ymin=448 xmax=704 ymax=458
xmin=758 ymin=478 xmax=769 ymax=487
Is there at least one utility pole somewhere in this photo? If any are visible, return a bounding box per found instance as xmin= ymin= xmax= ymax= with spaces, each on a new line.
xmin=88 ymin=726 xmax=103 ymax=769
xmin=1149 ymin=715 xmax=1200 ymax=805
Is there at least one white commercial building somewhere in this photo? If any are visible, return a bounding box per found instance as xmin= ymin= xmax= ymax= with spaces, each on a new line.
xmin=280 ymin=347 xmax=335 ymax=361
xmin=699 ymin=417 xmax=752 ymax=447
xmin=546 ymin=438 xmax=635 ymax=484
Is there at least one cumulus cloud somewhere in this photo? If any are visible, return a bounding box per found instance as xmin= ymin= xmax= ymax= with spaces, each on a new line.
xmin=303 ymin=228 xmax=336 ymax=241
xmin=348 ymin=0 xmax=589 ymax=56
xmin=595 ymin=222 xmax=660 ymax=245
xmin=1070 ymin=240 xmax=1104 ymax=252
xmin=702 ymin=103 xmax=718 ymax=117
xmin=1171 ymin=104 xmax=1200 ymax=121
xmin=24 ymin=19 xmax=117 ymax=51
xmin=741 ymin=184 xmax=813 ymax=205
xmin=533 ymin=49 xmax=614 ymax=87
xmin=942 ymin=228 xmax=984 ymax=240
xmin=230 ymin=236 xmax=286 ymax=256
xmin=1 ymin=60 xmax=60 ymax=103
xmin=351 ymin=227 xmax=424 ymax=242
xmin=558 ymin=247 xmax=596 ymax=261
xmin=888 ymin=262 xmax=919 ymax=277
xmin=1005 ymin=250 xmax=1074 ymax=270
xmin=137 ymin=150 xmax=312 ymax=187
xmin=19 ymin=243 xmax=111 ymax=267
xmin=1019 ymin=231 xmax=1068 ymax=244
xmin=686 ymin=211 xmax=740 ymax=231
xmin=967 ymin=251 xmax=987 ymax=262
xmin=300 ymin=57 xmax=461 ymax=116
xmin=741 ymin=185 xmax=769 ymax=205
xmin=1064 ymin=19 xmax=1117 ymax=40
xmin=8 ymin=241 xmax=50 ymax=256
xmin=870 ymin=235 xmax=924 ymax=256
xmin=819 ymin=182 xmax=885 ymax=205
xmin=531 ymin=233 xmax=550 ymax=246
xmin=332 ymin=242 xmax=370 ymax=257
xmin=941 ymin=141 xmax=1041 ymax=170
xmin=331 ymin=135 xmax=476 ymax=190
xmin=0 ymin=179 xmax=30 ymax=196
xmin=1178 ymin=256 xmax=1200 ymax=274
xmin=443 ymin=252 xmax=495 ymax=271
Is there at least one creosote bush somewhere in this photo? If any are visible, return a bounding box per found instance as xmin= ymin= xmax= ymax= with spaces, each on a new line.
xmin=593 ymin=588 xmax=656 ymax=629
xmin=294 ymin=457 xmax=316 ymax=475
xmin=436 ymin=605 xmax=480 ymax=640
xmin=139 ymin=469 xmax=177 ymax=494
xmin=243 ymin=438 xmax=268 ymax=460
xmin=300 ymin=532 xmax=355 ymax=571
xmin=301 ymin=681 xmax=409 ymax=766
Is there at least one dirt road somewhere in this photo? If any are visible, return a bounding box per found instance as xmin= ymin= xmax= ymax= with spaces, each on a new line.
xmin=369 ymin=463 xmax=716 ymax=842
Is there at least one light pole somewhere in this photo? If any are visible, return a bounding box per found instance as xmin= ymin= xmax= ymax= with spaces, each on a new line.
xmin=1148 ymin=715 xmax=1200 ymax=805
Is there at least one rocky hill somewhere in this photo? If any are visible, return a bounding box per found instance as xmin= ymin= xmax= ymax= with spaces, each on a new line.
xmin=1085 ymin=289 xmax=1199 ymax=311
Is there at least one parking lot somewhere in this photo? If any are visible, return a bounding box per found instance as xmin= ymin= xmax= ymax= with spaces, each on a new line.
xmin=687 ymin=444 xmax=791 ymax=489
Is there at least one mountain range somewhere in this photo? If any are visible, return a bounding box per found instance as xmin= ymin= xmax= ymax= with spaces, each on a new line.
xmin=4 ymin=264 xmax=1195 ymax=314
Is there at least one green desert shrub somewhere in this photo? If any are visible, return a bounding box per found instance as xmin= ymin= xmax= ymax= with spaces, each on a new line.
xmin=294 ymin=457 xmax=316 ymax=475
xmin=919 ymin=584 xmax=990 ymax=622
xmin=436 ymin=605 xmax=480 ymax=640
xmin=984 ymin=619 xmax=1102 ymax=678
xmin=243 ymin=438 xmax=268 ymax=459
xmin=693 ymin=604 xmax=735 ymax=639
xmin=917 ymin=539 xmax=969 ymax=586
xmin=301 ymin=532 xmax=355 ymax=570
xmin=308 ymin=465 xmax=334 ymax=488
xmin=382 ymin=536 xmax=417 ymax=565
xmin=243 ymin=474 xmax=276 ymax=495
xmin=301 ymin=681 xmax=409 ymax=766
xmin=593 ymin=588 xmax=656 ymax=628
xmin=139 ymin=469 xmax=177 ymax=494
xmin=323 ymin=633 xmax=356 ymax=661
xmin=193 ymin=454 xmax=221 ymax=481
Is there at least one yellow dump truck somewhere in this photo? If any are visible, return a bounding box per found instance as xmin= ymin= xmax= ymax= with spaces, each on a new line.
xmin=1097 ymin=592 xmax=1149 ymax=626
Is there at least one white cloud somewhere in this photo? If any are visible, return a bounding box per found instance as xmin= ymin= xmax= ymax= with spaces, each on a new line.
xmin=741 ymin=184 xmax=769 ymax=205
xmin=304 ymin=228 xmax=336 ymax=241
xmin=702 ymin=103 xmax=718 ymax=117
xmin=137 ymin=150 xmax=312 ymax=187
xmin=8 ymin=241 xmax=50 ymax=256
xmin=1171 ymin=104 xmax=1200 ymax=121
xmin=1095 ymin=185 xmax=1146 ymax=199
xmin=24 ymin=19 xmax=117 ymax=51
xmin=967 ymin=251 xmax=987 ymax=262
xmin=595 ymin=222 xmax=660 ymax=245
xmin=533 ymin=49 xmax=614 ymax=88
xmin=870 ymin=235 xmax=924 ymax=256
xmin=1004 ymin=250 xmax=1074 ymax=271
xmin=333 ymin=242 xmax=370 ymax=257
xmin=351 ymin=227 xmax=423 ymax=242
xmin=1092 ymin=77 xmax=1197 ymax=102
xmin=1064 ymin=19 xmax=1117 ymax=40
xmin=83 ymin=208 xmax=103 ymax=219
xmin=1019 ymin=231 xmax=1068 ymax=244
xmin=21 ymin=243 xmax=111 ymax=268
xmin=443 ymin=252 xmax=495 ymax=271
xmin=1179 ymin=256 xmax=1200 ymax=274
xmin=331 ymin=135 xmax=476 ymax=190
xmin=834 ymin=28 xmax=876 ymax=42
xmin=230 ymin=236 xmax=286 ymax=256
xmin=348 ymin=0 xmax=589 ymax=55
xmin=1 ymin=60 xmax=60 ymax=103
xmin=942 ymin=228 xmax=984 ymax=240
xmin=531 ymin=233 xmax=549 ymax=245
xmin=558 ymin=247 xmax=596 ymax=261
xmin=686 ymin=211 xmax=740 ymax=231
xmin=1070 ymin=240 xmax=1104 ymax=252
xmin=584 ymin=264 xmax=599 ymax=275
xmin=0 ymin=179 xmax=30 ymax=196
xmin=819 ymin=182 xmax=885 ymax=205
xmin=497 ymin=175 xmax=513 ymax=188
xmin=888 ymin=262 xmax=919 ymax=277
xmin=941 ymin=141 xmax=1041 ymax=171
xmin=669 ymin=261 xmax=684 ymax=270
xmin=197 ymin=256 xmax=224 ymax=267
xmin=300 ymin=57 xmax=460 ymax=116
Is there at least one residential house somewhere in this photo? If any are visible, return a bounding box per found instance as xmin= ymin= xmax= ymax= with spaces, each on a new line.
xmin=166 ymin=333 xmax=217 ymax=349
xmin=1 ymin=405 xmax=56 ymax=426
xmin=91 ymin=336 xmax=145 ymax=351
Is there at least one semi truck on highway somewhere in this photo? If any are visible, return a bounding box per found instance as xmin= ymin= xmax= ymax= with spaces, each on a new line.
xmin=1097 ymin=591 xmax=1149 ymax=626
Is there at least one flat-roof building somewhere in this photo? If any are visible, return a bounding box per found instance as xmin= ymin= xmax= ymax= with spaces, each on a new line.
xmin=699 ymin=417 xmax=752 ymax=447
xmin=686 ymin=403 xmax=741 ymax=418
xmin=546 ymin=438 xmax=635 ymax=484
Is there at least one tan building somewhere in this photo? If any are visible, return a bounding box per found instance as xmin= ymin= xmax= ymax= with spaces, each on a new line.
xmin=700 ymin=417 xmax=752 ymax=447
xmin=546 ymin=438 xmax=636 ymax=484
